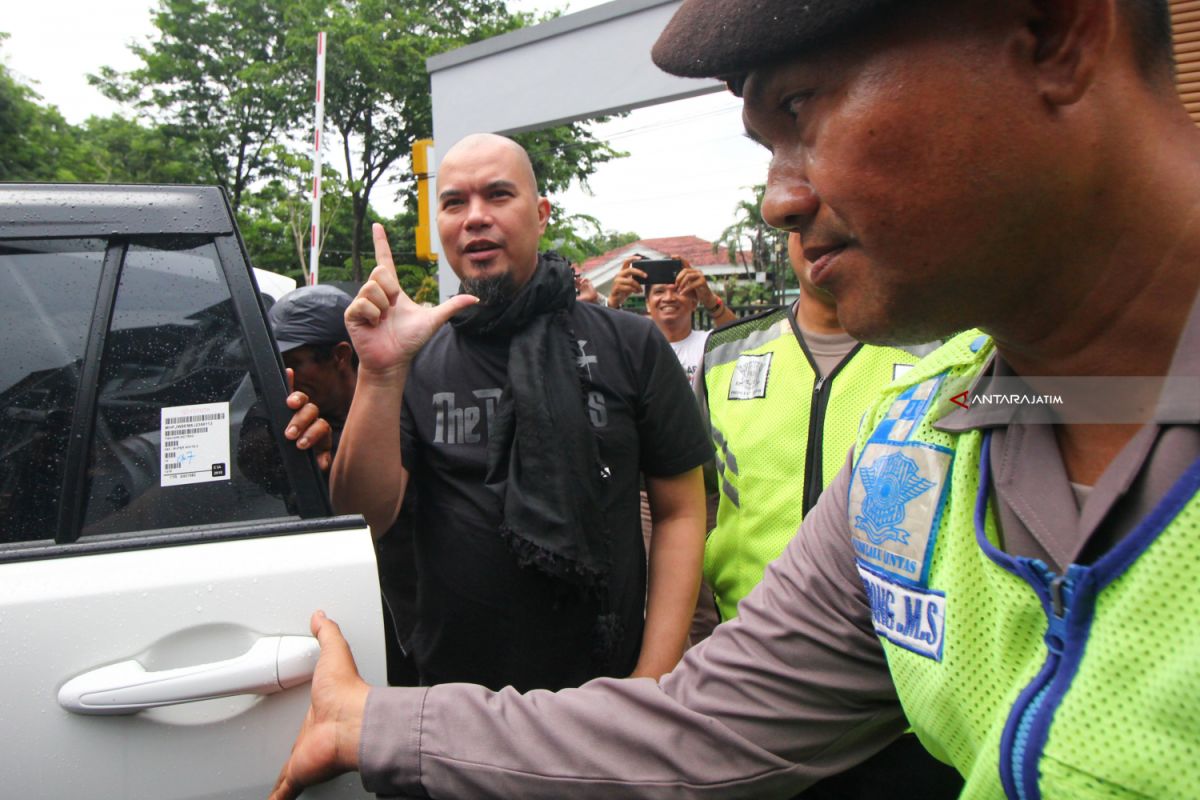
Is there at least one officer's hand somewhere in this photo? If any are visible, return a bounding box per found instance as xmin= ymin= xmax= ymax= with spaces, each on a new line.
xmin=269 ymin=611 xmax=370 ymax=800
xmin=345 ymin=224 xmax=478 ymax=378
xmin=607 ymin=256 xmax=647 ymax=309
xmin=283 ymin=369 xmax=333 ymax=472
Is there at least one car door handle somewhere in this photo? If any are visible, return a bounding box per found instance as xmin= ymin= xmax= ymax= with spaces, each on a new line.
xmin=58 ymin=635 xmax=321 ymax=715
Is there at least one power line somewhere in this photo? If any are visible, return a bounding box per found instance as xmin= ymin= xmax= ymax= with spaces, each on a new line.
xmin=519 ymin=103 xmax=742 ymax=162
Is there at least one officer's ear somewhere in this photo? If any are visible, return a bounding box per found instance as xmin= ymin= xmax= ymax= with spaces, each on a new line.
xmin=1021 ymin=0 xmax=1113 ymax=106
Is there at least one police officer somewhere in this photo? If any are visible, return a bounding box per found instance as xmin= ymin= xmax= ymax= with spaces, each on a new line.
xmin=273 ymin=1 xmax=1200 ymax=797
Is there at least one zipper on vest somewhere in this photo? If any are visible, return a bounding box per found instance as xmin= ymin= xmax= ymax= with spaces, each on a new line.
xmin=801 ymin=375 xmax=829 ymax=515
xmin=791 ymin=313 xmax=862 ymax=517
xmin=1001 ymin=563 xmax=1080 ymax=800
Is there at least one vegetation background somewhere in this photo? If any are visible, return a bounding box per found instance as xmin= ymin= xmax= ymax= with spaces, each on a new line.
xmin=1 ymin=0 xmax=791 ymax=305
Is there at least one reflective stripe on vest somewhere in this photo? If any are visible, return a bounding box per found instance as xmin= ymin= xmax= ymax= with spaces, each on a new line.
xmin=703 ymin=309 xmax=924 ymax=621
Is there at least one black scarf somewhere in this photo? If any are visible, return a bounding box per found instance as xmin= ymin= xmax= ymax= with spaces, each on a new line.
xmin=450 ymin=253 xmax=619 ymax=657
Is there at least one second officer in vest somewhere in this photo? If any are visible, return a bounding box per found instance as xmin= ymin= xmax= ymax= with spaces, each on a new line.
xmin=701 ymin=232 xmax=934 ymax=622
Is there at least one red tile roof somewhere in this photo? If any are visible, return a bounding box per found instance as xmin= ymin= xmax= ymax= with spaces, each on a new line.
xmin=577 ymin=235 xmax=751 ymax=274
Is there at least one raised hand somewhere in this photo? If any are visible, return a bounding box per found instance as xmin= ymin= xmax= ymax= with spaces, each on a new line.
xmin=673 ymin=260 xmax=713 ymax=307
xmin=283 ymin=367 xmax=334 ymax=472
xmin=345 ymin=224 xmax=478 ymax=377
xmin=607 ymin=255 xmax=648 ymax=309
xmin=574 ymin=271 xmax=601 ymax=304
xmin=673 ymin=257 xmax=732 ymax=324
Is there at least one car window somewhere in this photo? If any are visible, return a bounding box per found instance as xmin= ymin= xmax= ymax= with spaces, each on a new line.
xmin=0 ymin=240 xmax=106 ymax=544
xmin=80 ymin=238 xmax=294 ymax=537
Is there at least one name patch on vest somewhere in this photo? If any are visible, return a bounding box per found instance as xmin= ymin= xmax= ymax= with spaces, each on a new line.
xmin=848 ymin=441 xmax=951 ymax=586
xmin=728 ymin=352 xmax=773 ymax=400
xmin=856 ymin=563 xmax=946 ymax=661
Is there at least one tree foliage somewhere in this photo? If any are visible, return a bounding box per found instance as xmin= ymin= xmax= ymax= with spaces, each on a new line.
xmin=712 ymin=184 xmax=795 ymax=307
xmin=1 ymin=38 xmax=92 ymax=182
xmin=91 ymin=0 xmax=315 ymax=209
xmin=77 ymin=115 xmax=210 ymax=184
xmin=541 ymin=209 xmax=639 ymax=266
xmin=1 ymin=37 xmax=208 ymax=185
xmin=9 ymin=2 xmax=628 ymax=288
xmin=236 ymin=146 xmax=349 ymax=282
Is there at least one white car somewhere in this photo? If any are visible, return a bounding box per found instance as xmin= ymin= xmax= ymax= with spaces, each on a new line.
xmin=0 ymin=184 xmax=384 ymax=799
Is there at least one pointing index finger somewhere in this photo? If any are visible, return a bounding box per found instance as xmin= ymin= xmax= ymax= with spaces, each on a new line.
xmin=372 ymin=223 xmax=395 ymax=270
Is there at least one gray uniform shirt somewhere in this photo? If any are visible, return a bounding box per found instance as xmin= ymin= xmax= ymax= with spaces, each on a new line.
xmin=358 ymin=294 xmax=1200 ymax=799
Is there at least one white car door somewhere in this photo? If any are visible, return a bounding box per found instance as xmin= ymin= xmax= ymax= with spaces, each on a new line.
xmin=0 ymin=203 xmax=385 ymax=799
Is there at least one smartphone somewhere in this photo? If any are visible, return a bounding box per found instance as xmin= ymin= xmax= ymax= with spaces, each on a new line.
xmin=633 ymin=258 xmax=682 ymax=286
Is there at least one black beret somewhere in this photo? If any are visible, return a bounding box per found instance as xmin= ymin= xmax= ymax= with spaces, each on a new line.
xmin=652 ymin=0 xmax=903 ymax=93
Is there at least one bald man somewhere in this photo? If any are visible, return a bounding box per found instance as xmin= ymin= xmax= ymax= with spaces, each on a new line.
xmin=330 ymin=134 xmax=711 ymax=693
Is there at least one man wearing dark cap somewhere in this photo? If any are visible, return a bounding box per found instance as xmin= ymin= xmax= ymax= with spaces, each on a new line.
xmin=268 ymin=284 xmax=357 ymax=457
xmin=273 ymin=1 xmax=1200 ymax=798
xmin=238 ymin=285 xmax=355 ymax=487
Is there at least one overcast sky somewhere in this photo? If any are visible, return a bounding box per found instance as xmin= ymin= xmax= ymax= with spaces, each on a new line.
xmin=2 ymin=0 xmax=768 ymax=244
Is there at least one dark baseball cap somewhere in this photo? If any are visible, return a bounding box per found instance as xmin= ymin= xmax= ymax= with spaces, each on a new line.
xmin=652 ymin=0 xmax=902 ymax=92
xmin=268 ymin=285 xmax=353 ymax=353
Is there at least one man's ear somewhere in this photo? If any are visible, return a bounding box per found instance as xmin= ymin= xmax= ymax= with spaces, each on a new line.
xmin=536 ymin=196 xmax=551 ymax=234
xmin=1023 ymin=0 xmax=1114 ymax=105
xmin=333 ymin=341 xmax=355 ymax=369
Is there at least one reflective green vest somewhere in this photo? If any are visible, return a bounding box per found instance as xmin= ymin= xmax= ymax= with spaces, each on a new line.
xmin=850 ymin=331 xmax=1200 ymax=798
xmin=703 ymin=308 xmax=927 ymax=620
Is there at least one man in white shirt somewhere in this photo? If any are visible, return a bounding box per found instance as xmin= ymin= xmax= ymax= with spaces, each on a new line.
xmin=608 ymin=255 xmax=736 ymax=385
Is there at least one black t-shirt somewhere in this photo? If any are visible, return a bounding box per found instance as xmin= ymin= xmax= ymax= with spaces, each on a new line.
xmin=400 ymin=300 xmax=711 ymax=691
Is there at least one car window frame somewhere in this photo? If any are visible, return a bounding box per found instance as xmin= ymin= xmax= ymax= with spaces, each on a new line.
xmin=0 ymin=186 xmax=338 ymax=562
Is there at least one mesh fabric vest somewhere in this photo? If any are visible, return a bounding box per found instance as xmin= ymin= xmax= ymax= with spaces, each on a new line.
xmin=703 ymin=308 xmax=924 ymax=620
xmin=850 ymin=330 xmax=1200 ymax=799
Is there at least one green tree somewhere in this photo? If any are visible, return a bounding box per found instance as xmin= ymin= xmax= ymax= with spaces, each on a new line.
xmin=91 ymin=0 xmax=315 ymax=210
xmin=76 ymin=115 xmax=210 ymax=184
xmin=236 ymin=146 xmax=350 ymax=281
xmin=0 ymin=37 xmax=93 ymax=182
xmin=587 ymin=229 xmax=640 ymax=255
xmin=715 ymin=184 xmax=790 ymax=304
xmin=542 ymin=210 xmax=639 ymax=265
xmin=518 ymin=123 xmax=629 ymax=263
xmin=705 ymin=185 xmax=792 ymax=309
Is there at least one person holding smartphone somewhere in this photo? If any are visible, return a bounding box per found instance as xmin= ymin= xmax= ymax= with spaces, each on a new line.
xmin=572 ymin=267 xmax=603 ymax=304
xmin=607 ymin=254 xmax=736 ymax=386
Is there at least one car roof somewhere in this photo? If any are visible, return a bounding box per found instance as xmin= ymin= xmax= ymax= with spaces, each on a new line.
xmin=0 ymin=184 xmax=235 ymax=238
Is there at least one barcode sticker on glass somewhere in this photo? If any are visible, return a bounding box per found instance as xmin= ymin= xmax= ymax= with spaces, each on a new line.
xmin=160 ymin=402 xmax=231 ymax=487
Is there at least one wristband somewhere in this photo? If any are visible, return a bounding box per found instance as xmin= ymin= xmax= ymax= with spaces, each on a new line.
xmin=706 ymin=296 xmax=723 ymax=314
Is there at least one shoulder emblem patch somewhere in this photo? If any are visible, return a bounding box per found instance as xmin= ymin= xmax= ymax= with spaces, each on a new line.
xmin=855 ymin=451 xmax=935 ymax=546
xmin=849 ymin=441 xmax=952 ymax=586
